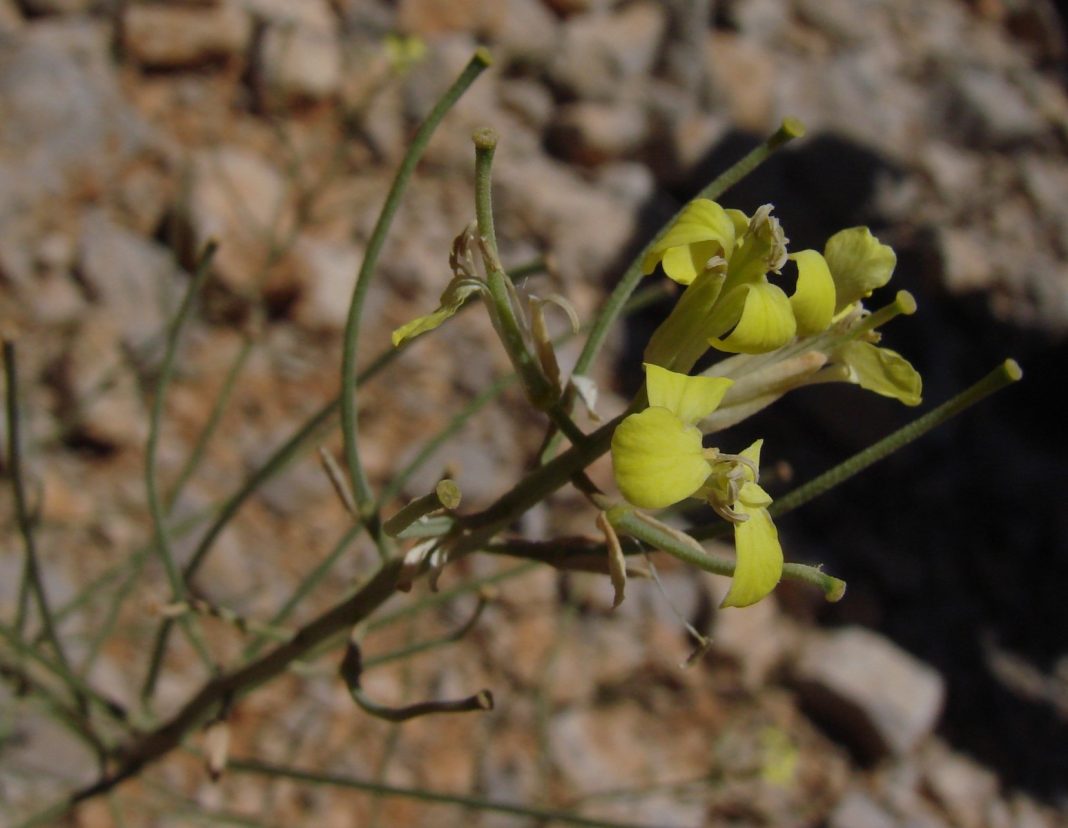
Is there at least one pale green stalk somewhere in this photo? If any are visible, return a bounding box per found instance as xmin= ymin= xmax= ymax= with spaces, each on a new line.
xmin=340 ymin=51 xmax=492 ymax=528
xmin=141 ymin=245 xmax=219 ymax=703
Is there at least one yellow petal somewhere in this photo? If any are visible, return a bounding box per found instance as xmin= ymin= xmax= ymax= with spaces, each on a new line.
xmin=642 ymin=199 xmax=736 ymax=280
xmin=720 ymin=503 xmax=783 ymax=608
xmin=611 ymin=407 xmax=711 ymax=509
xmin=660 ymin=240 xmax=725 ymax=286
xmin=710 ymin=282 xmax=797 ymax=354
xmin=789 ymin=249 xmax=836 ymax=336
xmin=645 ymin=363 xmax=733 ymax=425
xmin=838 ymin=341 xmax=923 ymax=406
xmin=823 ymin=227 xmax=896 ymax=313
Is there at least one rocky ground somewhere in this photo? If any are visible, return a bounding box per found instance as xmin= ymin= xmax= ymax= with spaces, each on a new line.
xmin=1 ymin=0 xmax=1066 ymax=826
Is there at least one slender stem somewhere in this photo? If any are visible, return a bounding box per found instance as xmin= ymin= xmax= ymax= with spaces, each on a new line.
xmin=383 ymin=480 xmax=461 ymax=537
xmin=361 ymin=591 xmax=489 ymax=670
xmin=603 ymin=508 xmax=845 ymax=600
xmin=225 ymin=759 xmax=661 ymax=828
xmin=348 ymin=684 xmax=492 ymax=722
xmin=474 ymin=128 xmax=575 ymax=435
xmin=340 ymin=50 xmax=491 ymax=523
xmin=4 ymin=340 xmax=72 ymax=673
xmin=141 ymin=341 xmax=407 ymax=705
xmin=141 ymin=245 xmax=219 ymax=704
xmin=242 ymin=522 xmax=363 ymax=660
xmin=0 ymin=621 xmax=129 ymax=725
xmin=165 ymin=331 xmax=255 ymax=513
xmin=691 ymin=359 xmax=1024 ymax=539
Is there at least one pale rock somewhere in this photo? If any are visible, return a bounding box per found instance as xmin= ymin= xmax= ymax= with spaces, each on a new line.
xmin=0 ymin=20 xmax=150 ymax=206
xmin=186 ymin=147 xmax=293 ymax=293
xmin=114 ymin=159 xmax=174 ymax=237
xmin=548 ymin=2 xmax=666 ymax=100
xmin=794 ymin=0 xmax=890 ymax=45
xmin=705 ymin=31 xmax=778 ymax=133
xmin=396 ymin=0 xmax=501 ymax=37
xmin=78 ymin=209 xmax=184 ymax=355
xmin=495 ymin=155 xmax=637 ymax=285
xmin=713 ymin=595 xmax=797 ymax=689
xmin=595 ymin=162 xmax=655 ymax=209
xmin=728 ymin=0 xmax=790 ymax=42
xmin=918 ymin=142 xmax=985 ymax=209
xmin=488 ymin=0 xmax=558 ymax=67
xmin=122 ymin=3 xmax=251 ymax=69
xmin=255 ymin=23 xmax=343 ymax=105
xmin=792 ymin=626 xmax=945 ymax=759
xmin=290 ymin=235 xmax=362 ymax=332
xmin=939 ymin=68 xmax=1048 ymax=147
xmin=920 ymin=741 xmax=999 ymax=828
xmin=931 ymin=226 xmax=996 ymax=293
xmin=23 ymin=270 xmax=86 ymax=325
xmin=1020 ymin=155 xmax=1068 ymax=256
xmin=546 ymin=101 xmax=648 ymax=165
xmin=829 ymin=789 xmax=898 ymax=828
xmin=0 ymin=0 xmax=22 ymax=30
xmin=497 ymin=78 xmax=556 ymax=132
xmin=61 ymin=312 xmax=147 ymax=448
xmin=236 ymin=0 xmax=335 ymax=31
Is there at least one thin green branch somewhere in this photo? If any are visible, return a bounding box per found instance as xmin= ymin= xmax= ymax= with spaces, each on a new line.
xmin=23 ymin=559 xmax=406 ymax=825
xmin=361 ymin=589 xmax=489 ymax=670
xmin=241 ymin=522 xmax=363 ymax=660
xmin=165 ymin=331 xmax=255 ymax=512
xmin=690 ymin=359 xmax=1024 ymax=539
xmin=141 ymin=340 xmax=405 ymax=705
xmin=226 ymin=758 xmax=664 ymax=828
xmin=0 ymin=621 xmax=129 ymax=726
xmin=4 ymin=340 xmax=72 ymax=675
xmin=340 ymin=50 xmax=492 ymax=526
xmin=141 ymin=244 xmax=219 ymax=704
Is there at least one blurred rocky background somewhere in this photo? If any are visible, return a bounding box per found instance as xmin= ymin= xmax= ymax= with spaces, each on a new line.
xmin=0 ymin=0 xmax=1065 ymax=825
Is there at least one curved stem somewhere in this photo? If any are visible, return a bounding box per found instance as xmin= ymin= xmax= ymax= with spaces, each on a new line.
xmin=691 ymin=359 xmax=1024 ymax=539
xmin=339 ymin=50 xmax=491 ymax=530
xmin=141 ymin=244 xmax=219 ymax=703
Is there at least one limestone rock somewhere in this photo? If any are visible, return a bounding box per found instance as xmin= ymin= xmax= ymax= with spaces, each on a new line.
xmin=290 ymin=235 xmax=362 ymax=332
xmin=791 ymin=626 xmax=945 ymax=760
xmin=255 ymin=23 xmax=343 ymax=105
xmin=78 ymin=210 xmax=184 ymax=355
xmin=122 ymin=3 xmax=251 ymax=69
xmin=546 ymin=101 xmax=648 ymax=166
xmin=185 ymin=147 xmax=293 ymax=293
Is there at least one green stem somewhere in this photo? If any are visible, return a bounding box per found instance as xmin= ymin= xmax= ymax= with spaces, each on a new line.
xmin=692 ymin=359 xmax=1024 ymax=538
xmin=241 ymin=523 xmax=363 ymax=660
xmin=607 ymin=507 xmax=845 ymax=601
xmin=141 ymin=245 xmax=219 ymax=705
xmin=225 ymin=759 xmax=662 ymax=828
xmin=361 ymin=591 xmax=488 ymax=670
xmin=3 ymin=340 xmax=72 ymax=674
xmin=165 ymin=331 xmax=255 ymax=513
xmin=383 ymin=480 xmax=462 ymax=537
xmin=141 ymin=343 xmax=406 ymax=704
xmin=474 ymin=128 xmax=579 ymax=443
xmin=340 ymin=50 xmax=491 ymax=525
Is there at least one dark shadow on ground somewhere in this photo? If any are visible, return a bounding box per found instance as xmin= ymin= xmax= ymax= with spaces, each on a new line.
xmin=611 ymin=129 xmax=1068 ymax=801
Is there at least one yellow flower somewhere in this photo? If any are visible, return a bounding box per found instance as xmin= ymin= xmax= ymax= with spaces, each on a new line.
xmin=643 ymin=201 xmax=837 ymax=368
xmin=611 ymin=365 xmax=732 ymax=509
xmin=610 ymin=368 xmax=784 ymax=608
xmin=703 ymin=440 xmax=783 ymax=608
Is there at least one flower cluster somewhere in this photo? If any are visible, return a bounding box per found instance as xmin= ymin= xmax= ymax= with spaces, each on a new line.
xmin=611 ymin=199 xmax=923 ymax=607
